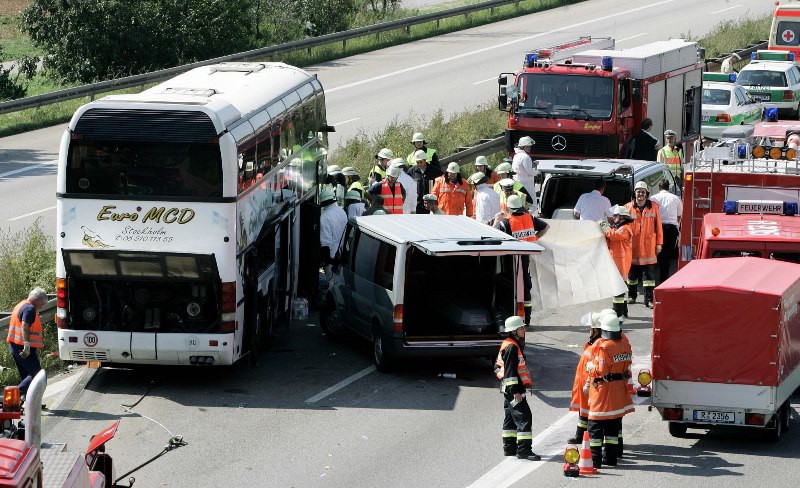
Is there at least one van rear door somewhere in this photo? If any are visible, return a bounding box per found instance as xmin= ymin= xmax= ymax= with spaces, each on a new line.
xmin=410 ymin=238 xmax=542 ymax=256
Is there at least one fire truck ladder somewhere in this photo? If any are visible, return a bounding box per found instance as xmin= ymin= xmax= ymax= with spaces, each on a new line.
xmin=687 ymin=160 xmax=715 ymax=261
xmin=525 ymin=36 xmax=615 ymax=63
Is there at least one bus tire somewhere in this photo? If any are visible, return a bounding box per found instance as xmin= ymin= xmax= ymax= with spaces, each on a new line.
xmin=259 ymin=296 xmax=276 ymax=352
xmin=320 ymin=294 xmax=347 ymax=339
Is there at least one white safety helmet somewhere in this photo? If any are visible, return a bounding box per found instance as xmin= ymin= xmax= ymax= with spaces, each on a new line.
xmin=387 ymin=165 xmax=402 ymax=178
xmin=475 ymin=155 xmax=490 ymax=168
xmin=345 ymin=190 xmax=361 ymax=201
xmin=342 ymin=166 xmax=359 ymax=176
xmin=495 ymin=162 xmax=513 ymax=174
xmin=518 ymin=136 xmax=535 ymax=148
xmin=414 ymin=149 xmax=428 ymax=161
xmin=468 ymin=172 xmax=487 ymax=185
xmin=634 ymin=181 xmax=648 ymax=192
xmin=423 ymin=193 xmax=438 ymax=202
xmin=319 ymin=187 xmax=335 ymax=204
xmin=506 ymin=194 xmax=524 ymax=210
xmin=377 ymin=148 xmax=394 ymax=160
xmin=505 ymin=316 xmax=525 ymax=333
xmin=580 ymin=312 xmax=594 ymax=327
xmin=327 ymin=164 xmax=342 ymax=176
xmin=411 ymin=132 xmax=425 ymax=143
xmin=499 ymin=178 xmax=516 ymax=189
xmin=612 ymin=205 xmax=632 ymax=218
xmin=600 ymin=314 xmax=621 ymax=336
xmin=390 ymin=158 xmax=408 ymax=169
xmin=446 ymin=162 xmax=461 ymax=174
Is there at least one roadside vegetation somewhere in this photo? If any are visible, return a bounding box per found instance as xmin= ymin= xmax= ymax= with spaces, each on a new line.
xmin=685 ymin=12 xmax=772 ymax=71
xmin=0 ymin=219 xmax=65 ymax=384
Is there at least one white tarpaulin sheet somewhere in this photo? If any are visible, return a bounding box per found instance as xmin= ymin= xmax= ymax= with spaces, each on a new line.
xmin=530 ymin=219 xmax=627 ymax=310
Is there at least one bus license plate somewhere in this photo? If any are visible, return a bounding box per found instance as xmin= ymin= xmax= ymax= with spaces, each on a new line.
xmin=693 ymin=410 xmax=734 ymax=423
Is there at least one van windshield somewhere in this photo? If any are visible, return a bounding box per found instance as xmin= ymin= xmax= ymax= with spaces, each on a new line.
xmin=517 ymin=74 xmax=613 ymax=120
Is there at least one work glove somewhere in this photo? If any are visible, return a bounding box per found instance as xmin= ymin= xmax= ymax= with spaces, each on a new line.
xmin=597 ymin=220 xmax=610 ymax=232
xmin=582 ymin=379 xmax=590 ymax=396
xmin=20 ymin=342 xmax=30 ymax=359
xmin=585 ymin=360 xmax=595 ymax=373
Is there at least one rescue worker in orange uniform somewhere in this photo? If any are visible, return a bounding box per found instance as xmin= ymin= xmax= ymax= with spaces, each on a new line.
xmin=7 ymin=287 xmax=48 ymax=397
xmin=432 ymin=162 xmax=473 ymax=216
xmin=625 ymin=181 xmax=663 ymax=308
xmin=495 ymin=316 xmax=541 ymax=461
xmin=568 ymin=312 xmax=603 ymax=444
xmin=368 ymin=165 xmax=406 ymax=214
xmin=494 ymin=195 xmax=549 ymax=325
xmin=601 ymin=205 xmax=635 ymax=318
xmin=585 ymin=314 xmax=634 ymax=468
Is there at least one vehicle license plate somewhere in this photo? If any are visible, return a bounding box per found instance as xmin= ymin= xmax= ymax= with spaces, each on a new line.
xmin=751 ymin=93 xmax=771 ymax=102
xmin=701 ymin=115 xmax=711 ymax=122
xmin=693 ymin=410 xmax=734 ymax=423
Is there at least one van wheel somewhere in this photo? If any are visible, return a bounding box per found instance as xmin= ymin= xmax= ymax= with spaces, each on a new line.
xmin=781 ymin=402 xmax=791 ymax=433
xmin=372 ymin=326 xmax=394 ymax=373
xmin=766 ymin=411 xmax=783 ymax=442
xmin=320 ymin=295 xmax=346 ymax=339
xmin=668 ymin=422 xmax=687 ymax=438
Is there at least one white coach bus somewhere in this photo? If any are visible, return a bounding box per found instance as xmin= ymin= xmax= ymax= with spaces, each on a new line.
xmin=55 ymin=62 xmax=332 ymax=366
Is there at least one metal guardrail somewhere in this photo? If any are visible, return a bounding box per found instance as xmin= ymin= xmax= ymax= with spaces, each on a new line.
xmin=439 ymin=135 xmax=506 ymax=166
xmin=0 ymin=0 xmax=529 ymax=116
xmin=704 ymin=41 xmax=768 ymax=72
xmin=0 ymin=298 xmax=56 ymax=333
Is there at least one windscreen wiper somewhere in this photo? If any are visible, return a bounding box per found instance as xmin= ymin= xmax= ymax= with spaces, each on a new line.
xmin=570 ymin=106 xmax=595 ymax=120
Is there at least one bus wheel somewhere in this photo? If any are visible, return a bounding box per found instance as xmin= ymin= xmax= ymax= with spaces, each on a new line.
xmin=320 ymin=294 xmax=346 ymax=339
xmin=259 ymin=297 xmax=276 ymax=352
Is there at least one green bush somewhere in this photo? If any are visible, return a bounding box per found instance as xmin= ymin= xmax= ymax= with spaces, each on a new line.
xmin=0 ymin=218 xmax=55 ymax=311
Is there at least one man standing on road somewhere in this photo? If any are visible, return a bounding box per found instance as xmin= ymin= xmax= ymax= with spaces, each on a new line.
xmin=574 ymin=178 xmax=612 ymax=221
xmin=630 ymin=118 xmax=661 ymax=161
xmin=600 ymin=205 xmax=634 ymax=318
xmin=7 ymin=287 xmax=48 ymax=398
xmin=625 ymin=181 xmax=663 ymax=308
xmin=469 ymin=172 xmax=501 ymax=225
xmin=649 ymin=179 xmax=682 ymax=285
xmin=368 ymin=165 xmax=406 ymax=214
xmin=512 ymin=136 xmax=539 ymax=213
xmin=319 ymin=188 xmax=348 ymax=280
xmin=568 ymin=312 xmax=602 ymax=444
xmin=585 ymin=314 xmax=634 ymax=469
xmin=657 ymin=129 xmax=683 ymax=180
xmin=432 ymin=163 xmax=473 ymax=216
xmin=495 ymin=316 xmax=541 ymax=461
xmin=408 ymin=150 xmax=443 ymax=214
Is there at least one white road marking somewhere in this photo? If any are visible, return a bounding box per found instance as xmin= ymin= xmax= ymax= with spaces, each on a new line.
xmin=327 ymin=0 xmax=680 ymax=94
xmin=711 ymin=4 xmax=741 ymax=15
xmin=9 ymin=205 xmax=56 ymax=221
xmin=466 ymin=359 xmax=653 ymax=487
xmin=617 ymin=33 xmax=648 ymax=43
xmin=473 ymin=77 xmax=497 ymax=85
xmin=0 ymin=161 xmax=57 ymax=179
xmin=332 ymin=117 xmax=360 ymax=126
xmin=305 ymin=365 xmax=376 ymax=403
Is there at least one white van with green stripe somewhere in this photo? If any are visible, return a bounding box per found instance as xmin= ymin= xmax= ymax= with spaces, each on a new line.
xmin=702 ymin=72 xmax=762 ymax=140
xmin=735 ymin=51 xmax=800 ymax=118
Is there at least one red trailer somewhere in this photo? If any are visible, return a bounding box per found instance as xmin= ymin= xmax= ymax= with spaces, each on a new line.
xmin=652 ymin=257 xmax=800 ymax=439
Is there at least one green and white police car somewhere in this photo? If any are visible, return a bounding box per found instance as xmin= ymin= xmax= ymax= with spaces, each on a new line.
xmin=702 ymin=72 xmax=763 ymax=140
xmin=735 ymin=50 xmax=800 ymax=118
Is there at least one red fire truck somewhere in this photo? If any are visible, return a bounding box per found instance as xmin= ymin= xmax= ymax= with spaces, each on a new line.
xmin=497 ymin=37 xmax=704 ymax=159
xmin=678 ymin=148 xmax=800 ymax=267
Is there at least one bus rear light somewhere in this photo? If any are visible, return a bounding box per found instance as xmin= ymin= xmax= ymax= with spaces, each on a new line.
xmin=745 ymin=413 xmax=765 ymax=425
xmin=222 ymin=282 xmax=236 ymax=313
xmin=784 ymin=90 xmax=794 ymax=101
xmin=69 ymin=336 xmax=77 ymax=343
xmin=209 ymin=340 xmax=218 ymax=347
xmin=663 ymin=408 xmax=683 ymax=420
xmin=393 ymin=305 xmax=403 ymax=332
xmin=56 ymin=278 xmax=67 ymax=308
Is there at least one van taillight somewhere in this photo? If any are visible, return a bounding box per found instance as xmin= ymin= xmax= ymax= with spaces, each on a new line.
xmin=784 ymin=90 xmax=794 ymax=101
xmin=221 ymin=282 xmax=236 ymax=333
xmin=516 ymin=302 xmax=525 ymax=319
xmin=56 ymin=278 xmax=67 ymax=329
xmin=393 ymin=305 xmax=403 ymax=332
xmin=745 ymin=413 xmax=765 ymax=425
xmin=663 ymin=408 xmax=683 ymax=420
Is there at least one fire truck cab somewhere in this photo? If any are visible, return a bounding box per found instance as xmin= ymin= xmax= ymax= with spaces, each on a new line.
xmin=498 ymin=37 xmax=704 ymax=160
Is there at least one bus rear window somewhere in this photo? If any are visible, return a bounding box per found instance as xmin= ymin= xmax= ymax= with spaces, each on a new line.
xmin=66 ymin=140 xmax=223 ymax=198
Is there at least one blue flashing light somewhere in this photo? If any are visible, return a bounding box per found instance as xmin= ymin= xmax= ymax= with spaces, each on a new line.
xmin=765 ymin=107 xmax=779 ymax=122
xmin=729 ymin=73 xmax=737 ymax=83
xmin=723 ymin=200 xmax=738 ymax=214
xmin=786 ymin=202 xmax=798 ymax=216
xmin=737 ymin=145 xmax=747 ymax=158
xmin=751 ymin=52 xmax=757 ymax=60
xmin=790 ymin=53 xmax=796 ymax=61
xmin=601 ymin=56 xmax=613 ymax=71
xmin=525 ymin=53 xmax=538 ymax=67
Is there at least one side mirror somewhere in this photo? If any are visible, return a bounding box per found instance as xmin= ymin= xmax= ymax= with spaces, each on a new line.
xmin=498 ymin=86 xmax=508 ymax=111
xmin=632 ymin=80 xmax=642 ymax=103
xmin=498 ymin=75 xmax=507 ymax=85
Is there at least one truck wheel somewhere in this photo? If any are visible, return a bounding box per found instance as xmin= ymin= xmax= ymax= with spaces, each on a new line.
xmin=766 ymin=412 xmax=783 ymax=442
xmin=781 ymin=402 xmax=791 ymax=433
xmin=668 ymin=422 xmax=687 ymax=438
xmin=320 ymin=295 xmax=347 ymax=339
xmin=372 ymin=325 xmax=394 ymax=373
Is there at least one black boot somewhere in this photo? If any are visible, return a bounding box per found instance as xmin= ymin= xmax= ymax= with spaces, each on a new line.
xmin=503 ymin=436 xmax=517 ymax=456
xmin=516 ymin=440 xmax=541 ymax=461
xmin=567 ymin=426 xmax=586 ymax=445
xmin=591 ymin=445 xmax=603 ymax=469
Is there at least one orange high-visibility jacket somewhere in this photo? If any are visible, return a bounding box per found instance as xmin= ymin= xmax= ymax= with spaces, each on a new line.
xmin=432 ymin=175 xmax=473 ymax=217
xmin=604 ymin=223 xmax=633 ymax=279
xmin=586 ymin=337 xmax=635 ymax=420
xmin=7 ymin=300 xmax=43 ymax=348
xmin=380 ymin=179 xmax=404 ymax=214
xmin=495 ymin=338 xmax=532 ymax=393
xmin=625 ymin=200 xmax=663 ymax=266
xmin=570 ymin=340 xmax=597 ymax=415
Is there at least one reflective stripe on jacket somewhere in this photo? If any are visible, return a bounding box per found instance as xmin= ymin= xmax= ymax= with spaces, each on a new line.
xmin=432 ymin=175 xmax=473 ymax=216
xmin=659 ymin=146 xmax=683 ymax=178
xmin=495 ymin=338 xmax=533 ymax=392
xmin=406 ymin=147 xmax=437 ymax=165
xmin=380 ymin=180 xmax=404 ymax=214
xmin=7 ymin=300 xmax=43 ymax=348
xmin=625 ymin=200 xmax=663 ymax=265
xmin=605 ymin=223 xmax=633 ymax=279
xmin=508 ymin=213 xmax=538 ymax=242
xmin=586 ymin=337 xmax=635 ymax=420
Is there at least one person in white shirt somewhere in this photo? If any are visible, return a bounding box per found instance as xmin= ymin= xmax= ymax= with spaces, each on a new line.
xmin=468 ymin=172 xmax=501 ymax=225
xmin=648 ymin=178 xmax=682 ymax=284
xmin=319 ymin=187 xmax=348 ymax=280
xmin=574 ymin=179 xmax=612 ymax=221
xmin=512 ymin=136 xmax=539 ymax=213
xmin=390 ymin=159 xmax=417 ymax=214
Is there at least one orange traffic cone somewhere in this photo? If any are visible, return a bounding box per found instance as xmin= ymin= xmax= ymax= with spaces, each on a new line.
xmin=577 ymin=431 xmax=597 ymax=475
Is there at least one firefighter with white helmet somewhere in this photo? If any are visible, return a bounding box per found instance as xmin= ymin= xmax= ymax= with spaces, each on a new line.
xmin=602 ymin=204 xmax=635 ymax=318
xmin=342 ymin=166 xmax=365 ymax=200
xmin=469 ymin=171 xmax=501 ymax=225
xmin=390 ymin=158 xmax=417 ymax=214
xmin=512 ymin=136 xmax=539 ymax=213
xmin=325 ymin=164 xmax=346 ymax=206
xmin=585 ymin=314 xmax=634 ymax=468
xmin=369 ymin=147 xmax=395 ymax=186
xmin=406 ymin=132 xmax=440 ymax=169
xmin=568 ymin=311 xmax=603 ymax=444
xmin=432 ymin=162 xmax=473 ymax=216
xmin=494 ymin=164 xmax=534 ymax=207
xmin=344 ymin=190 xmax=365 ymax=219
xmin=408 ymin=149 xmax=443 ymax=213
xmin=368 ymin=164 xmax=406 ymax=214
xmin=625 ymin=181 xmax=663 ymax=308
xmin=495 ymin=316 xmax=541 ymax=461
xmin=475 ymin=155 xmax=499 ymax=185
xmin=319 ymin=186 xmax=348 ymax=280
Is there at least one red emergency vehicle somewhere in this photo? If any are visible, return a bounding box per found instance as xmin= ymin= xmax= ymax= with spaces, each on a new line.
xmin=497 ymin=37 xmax=703 ymax=159
xmin=768 ymin=2 xmax=800 ymax=59
xmin=679 ymin=151 xmax=800 ymax=267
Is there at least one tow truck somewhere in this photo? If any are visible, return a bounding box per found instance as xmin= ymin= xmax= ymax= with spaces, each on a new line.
xmin=0 ymin=370 xmax=130 ymax=487
xmin=497 ymin=36 xmax=703 ymax=160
